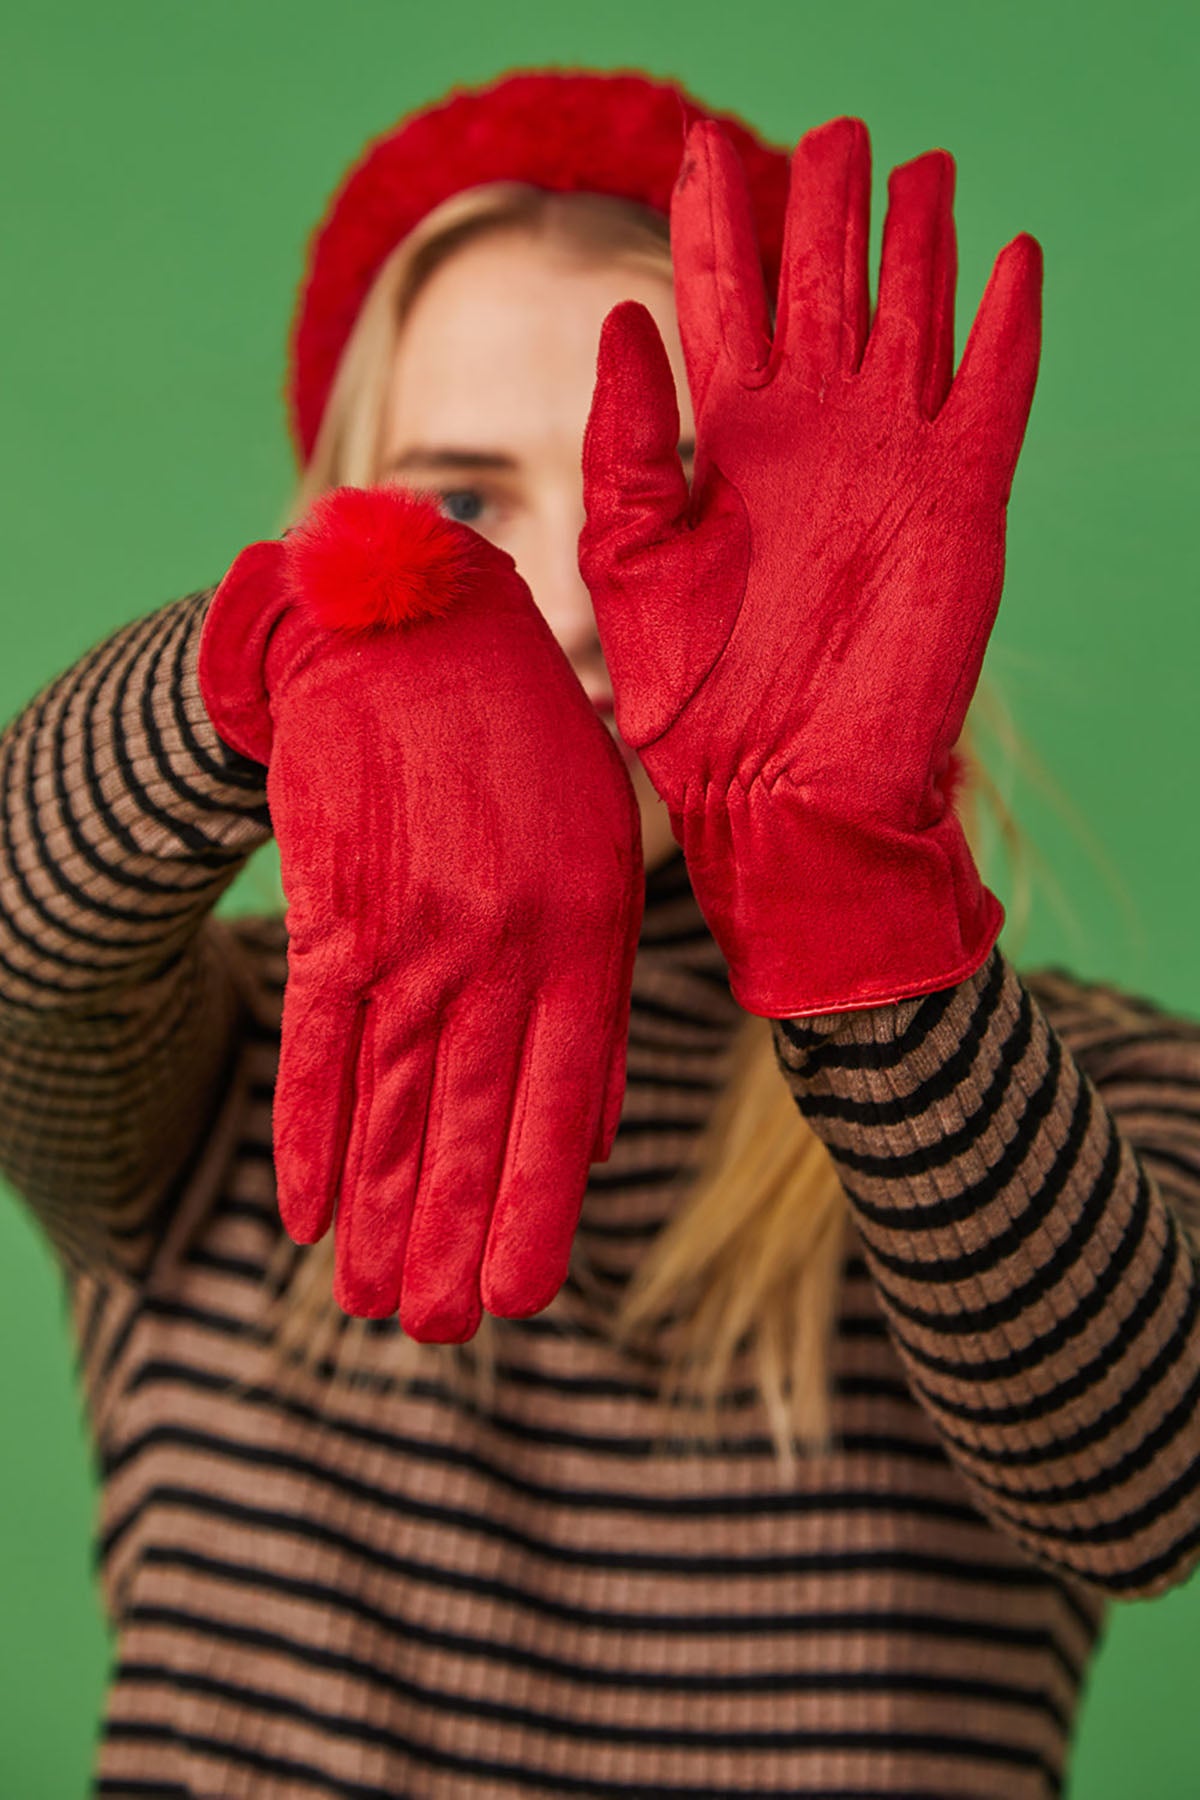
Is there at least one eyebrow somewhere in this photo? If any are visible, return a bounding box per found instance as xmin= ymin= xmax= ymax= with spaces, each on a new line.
xmin=384 ymin=438 xmax=697 ymax=476
xmin=384 ymin=448 xmax=518 ymax=474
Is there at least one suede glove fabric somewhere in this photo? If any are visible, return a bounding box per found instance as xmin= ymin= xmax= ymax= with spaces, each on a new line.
xmin=580 ymin=117 xmax=1042 ymax=1018
xmin=198 ymin=485 xmax=643 ymax=1341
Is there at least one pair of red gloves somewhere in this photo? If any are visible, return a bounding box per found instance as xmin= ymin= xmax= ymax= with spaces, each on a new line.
xmin=199 ymin=119 xmax=1041 ymax=1342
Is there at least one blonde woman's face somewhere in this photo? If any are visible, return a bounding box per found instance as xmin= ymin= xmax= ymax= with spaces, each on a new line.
xmin=376 ymin=230 xmax=695 ymax=871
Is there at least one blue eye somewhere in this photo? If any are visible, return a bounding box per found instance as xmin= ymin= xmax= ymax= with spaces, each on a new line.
xmin=440 ymin=489 xmax=485 ymax=524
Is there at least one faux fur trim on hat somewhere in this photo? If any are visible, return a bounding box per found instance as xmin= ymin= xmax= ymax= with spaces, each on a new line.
xmin=287 ymin=67 xmax=790 ymax=465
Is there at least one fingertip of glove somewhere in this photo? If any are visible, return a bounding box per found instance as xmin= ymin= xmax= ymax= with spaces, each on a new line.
xmin=1006 ymin=230 xmax=1044 ymax=279
xmin=592 ymin=302 xmax=678 ymax=420
xmin=598 ymin=297 xmax=656 ymax=351
xmin=285 ymin=483 xmax=486 ymax=633
xmin=401 ymin=1292 xmax=483 ymax=1344
xmin=677 ymin=116 xmax=743 ymax=197
xmin=887 ymin=144 xmax=956 ymax=204
xmin=800 ymin=115 xmax=870 ymax=158
xmin=677 ymin=116 xmax=716 ymax=183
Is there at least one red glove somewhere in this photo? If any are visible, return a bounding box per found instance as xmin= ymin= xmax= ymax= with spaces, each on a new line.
xmin=199 ymin=485 xmax=643 ymax=1341
xmin=580 ymin=117 xmax=1041 ymax=1017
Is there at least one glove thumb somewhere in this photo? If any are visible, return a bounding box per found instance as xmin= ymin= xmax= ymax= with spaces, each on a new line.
xmin=580 ymin=301 xmax=746 ymax=749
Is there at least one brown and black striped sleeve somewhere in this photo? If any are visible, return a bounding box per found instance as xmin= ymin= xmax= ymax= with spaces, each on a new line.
xmin=0 ymin=589 xmax=273 ymax=1285
xmin=771 ymin=949 xmax=1200 ymax=1600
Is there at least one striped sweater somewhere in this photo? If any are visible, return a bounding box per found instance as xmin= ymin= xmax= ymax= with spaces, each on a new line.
xmin=1 ymin=588 xmax=1198 ymax=1799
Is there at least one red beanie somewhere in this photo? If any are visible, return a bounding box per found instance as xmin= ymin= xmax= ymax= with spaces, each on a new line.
xmin=286 ymin=67 xmax=791 ymax=466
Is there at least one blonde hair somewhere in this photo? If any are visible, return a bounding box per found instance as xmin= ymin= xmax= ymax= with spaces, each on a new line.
xmin=258 ymin=182 xmax=1030 ymax=1476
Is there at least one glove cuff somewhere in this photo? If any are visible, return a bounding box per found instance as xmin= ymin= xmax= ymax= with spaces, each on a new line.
xmin=676 ymin=786 xmax=1003 ymax=1017
xmin=197 ymin=488 xmax=487 ymax=766
xmin=198 ymin=538 xmax=291 ymax=765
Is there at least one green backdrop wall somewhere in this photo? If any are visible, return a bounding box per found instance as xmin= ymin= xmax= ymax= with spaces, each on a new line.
xmin=1 ymin=1 xmax=1197 ymax=1793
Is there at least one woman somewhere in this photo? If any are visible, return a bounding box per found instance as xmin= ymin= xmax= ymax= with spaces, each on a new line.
xmin=1 ymin=65 xmax=1198 ymax=1799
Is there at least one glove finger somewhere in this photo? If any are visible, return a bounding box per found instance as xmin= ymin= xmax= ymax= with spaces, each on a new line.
xmin=868 ymin=149 xmax=957 ymax=414
xmin=580 ymin=302 xmax=748 ymax=749
xmin=671 ymin=119 xmax=773 ymax=404
xmin=775 ymin=116 xmax=871 ymax=381
xmin=943 ymin=233 xmax=1043 ymax=474
xmin=581 ymin=300 xmax=690 ymax=586
xmin=591 ymin=1025 xmax=628 ymax=1167
xmin=273 ymin=972 xmax=366 ymax=1245
xmin=330 ymin=1006 xmax=439 ymax=1320
xmin=397 ymin=1004 xmax=528 ymax=1344
xmin=480 ymin=985 xmax=611 ymax=1319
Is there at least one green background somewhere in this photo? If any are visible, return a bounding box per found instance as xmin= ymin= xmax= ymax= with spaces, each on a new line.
xmin=1 ymin=1 xmax=1197 ymax=1792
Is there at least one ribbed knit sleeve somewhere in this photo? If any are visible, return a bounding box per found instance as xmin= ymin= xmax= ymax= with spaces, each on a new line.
xmin=771 ymin=946 xmax=1200 ymax=1601
xmin=0 ymin=589 xmax=274 ymax=1284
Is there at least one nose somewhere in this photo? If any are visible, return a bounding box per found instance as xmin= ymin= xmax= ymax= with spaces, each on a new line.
xmin=538 ymin=566 xmax=602 ymax=664
xmin=520 ymin=498 xmax=606 ymax=679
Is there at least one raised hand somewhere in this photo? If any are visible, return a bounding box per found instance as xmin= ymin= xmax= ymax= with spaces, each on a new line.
xmin=200 ymin=485 xmax=643 ymax=1340
xmin=580 ymin=117 xmax=1041 ymax=1017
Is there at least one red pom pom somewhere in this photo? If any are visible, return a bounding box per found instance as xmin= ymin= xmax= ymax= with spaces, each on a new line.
xmin=285 ymin=484 xmax=479 ymax=631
